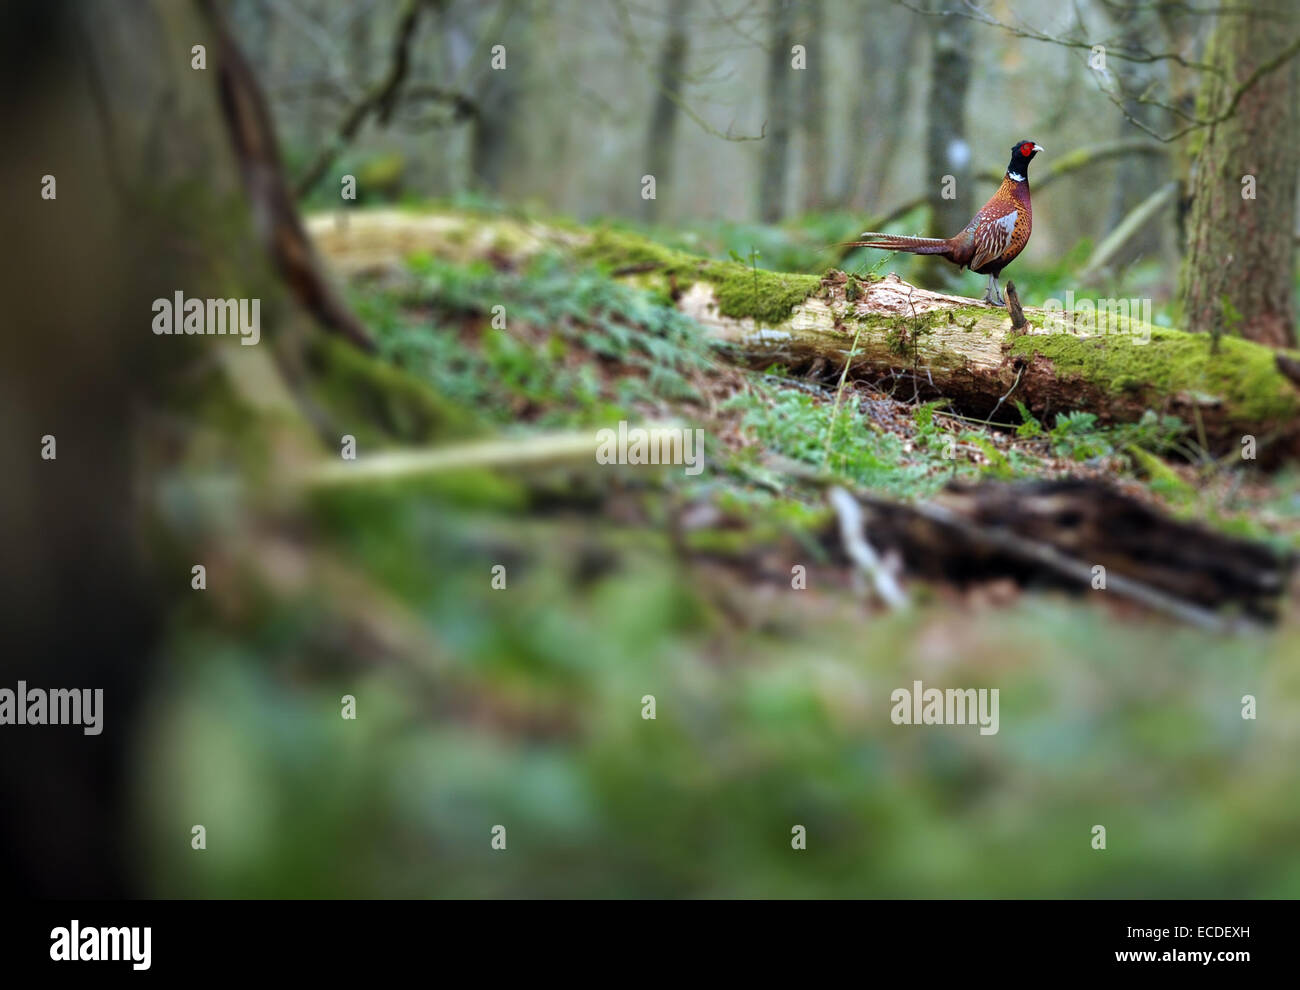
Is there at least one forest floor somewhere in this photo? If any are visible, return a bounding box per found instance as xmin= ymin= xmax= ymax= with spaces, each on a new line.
xmin=143 ymin=204 xmax=1300 ymax=898
xmin=334 ymin=204 xmax=1300 ymax=552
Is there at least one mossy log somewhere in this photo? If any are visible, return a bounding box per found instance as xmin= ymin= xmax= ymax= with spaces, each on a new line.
xmin=308 ymin=209 xmax=1300 ymax=463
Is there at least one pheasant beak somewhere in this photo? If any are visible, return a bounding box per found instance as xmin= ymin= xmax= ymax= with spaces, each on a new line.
xmin=1032 ymin=144 xmax=1045 ymax=154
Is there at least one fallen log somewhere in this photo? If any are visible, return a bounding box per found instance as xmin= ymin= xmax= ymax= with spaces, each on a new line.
xmin=842 ymin=479 xmax=1292 ymax=629
xmin=307 ymin=209 xmax=1300 ymax=464
xmin=276 ymin=425 xmax=1293 ymax=628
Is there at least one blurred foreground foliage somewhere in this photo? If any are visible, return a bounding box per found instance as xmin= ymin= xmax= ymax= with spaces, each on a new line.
xmin=140 ymin=211 xmax=1300 ymax=898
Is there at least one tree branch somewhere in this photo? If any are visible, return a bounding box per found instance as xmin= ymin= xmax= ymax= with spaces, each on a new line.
xmin=895 ymin=0 xmax=1219 ymax=72
xmin=293 ymin=0 xmax=430 ymax=199
xmin=975 ymin=138 xmax=1169 ymax=190
xmin=200 ymin=0 xmax=374 ymax=350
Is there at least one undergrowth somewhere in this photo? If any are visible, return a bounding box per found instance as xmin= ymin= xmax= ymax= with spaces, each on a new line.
xmin=353 ymin=253 xmax=716 ymax=428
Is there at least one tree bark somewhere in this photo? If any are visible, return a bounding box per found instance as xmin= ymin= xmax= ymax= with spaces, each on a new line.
xmin=1179 ymin=8 xmax=1300 ymax=347
xmin=349 ymin=1 xmax=372 ymax=84
xmin=207 ymin=0 xmax=374 ymax=350
xmin=0 ymin=0 xmax=270 ymax=897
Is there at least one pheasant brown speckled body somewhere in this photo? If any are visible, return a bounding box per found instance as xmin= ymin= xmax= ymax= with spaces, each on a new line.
xmin=846 ymin=140 xmax=1043 ymax=306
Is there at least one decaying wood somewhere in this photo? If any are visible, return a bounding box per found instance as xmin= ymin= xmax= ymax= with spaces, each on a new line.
xmin=676 ymin=270 xmax=1300 ymax=462
xmin=841 ymin=479 xmax=1292 ymax=629
xmin=1005 ymin=280 xmax=1027 ymax=332
xmin=828 ymin=486 xmax=908 ymax=609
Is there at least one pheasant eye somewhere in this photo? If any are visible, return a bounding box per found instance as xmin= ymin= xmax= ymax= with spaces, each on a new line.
xmin=1020 ymin=142 xmax=1034 ymax=156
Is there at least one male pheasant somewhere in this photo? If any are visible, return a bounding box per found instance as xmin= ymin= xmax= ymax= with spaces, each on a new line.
xmin=846 ymin=140 xmax=1043 ymax=306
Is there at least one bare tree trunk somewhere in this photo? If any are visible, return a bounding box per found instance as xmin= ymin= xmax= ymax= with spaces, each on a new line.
xmin=642 ymin=0 xmax=689 ymax=222
xmin=835 ymin=5 xmax=880 ymax=209
xmin=349 ymin=1 xmax=372 ymax=85
xmin=2 ymin=0 xmax=285 ymax=896
xmin=798 ymin=0 xmax=827 ymax=212
xmin=471 ymin=0 xmax=529 ymax=196
xmin=918 ymin=9 xmax=972 ymax=288
xmin=1179 ymin=9 xmax=1300 ymax=347
xmin=857 ymin=16 xmax=920 ymax=211
xmin=758 ymin=0 xmax=794 ymax=223
xmin=834 ymin=4 xmax=920 ymax=210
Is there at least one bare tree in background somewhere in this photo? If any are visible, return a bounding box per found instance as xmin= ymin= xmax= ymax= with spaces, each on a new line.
xmin=836 ymin=4 xmax=921 ymax=211
xmin=1104 ymin=3 xmax=1170 ymax=268
xmin=919 ymin=7 xmax=972 ymax=288
xmin=1180 ymin=10 xmax=1300 ymax=347
xmin=642 ymin=0 xmax=690 ymax=221
xmin=471 ymin=0 xmax=529 ymax=195
xmin=233 ymin=0 xmax=274 ymax=68
xmin=798 ymin=0 xmax=827 ymax=212
xmin=759 ymin=0 xmax=794 ymax=222
xmin=349 ymin=0 xmax=372 ymax=84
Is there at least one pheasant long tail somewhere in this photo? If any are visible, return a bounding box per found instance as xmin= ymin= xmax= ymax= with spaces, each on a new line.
xmin=841 ymin=232 xmax=954 ymax=257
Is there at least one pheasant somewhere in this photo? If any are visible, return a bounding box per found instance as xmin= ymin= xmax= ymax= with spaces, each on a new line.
xmin=845 ymin=140 xmax=1044 ymax=306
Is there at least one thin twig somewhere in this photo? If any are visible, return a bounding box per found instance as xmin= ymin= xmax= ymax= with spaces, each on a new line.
xmin=829 ymin=487 xmax=908 ymax=609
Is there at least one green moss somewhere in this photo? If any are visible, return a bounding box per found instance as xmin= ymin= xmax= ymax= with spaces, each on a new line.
xmin=1126 ymin=446 xmax=1197 ymax=505
xmin=953 ymin=305 xmax=998 ymax=324
xmin=580 ymin=229 xmax=821 ymax=325
xmin=1010 ymin=328 xmax=1300 ymax=423
xmin=712 ymin=267 xmax=823 ymax=325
